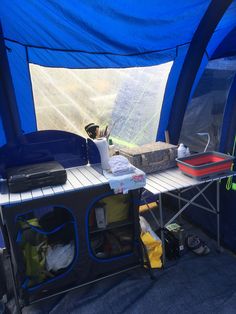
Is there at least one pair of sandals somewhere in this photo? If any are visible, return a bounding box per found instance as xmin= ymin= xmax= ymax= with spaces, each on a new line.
xmin=186 ymin=234 xmax=210 ymax=256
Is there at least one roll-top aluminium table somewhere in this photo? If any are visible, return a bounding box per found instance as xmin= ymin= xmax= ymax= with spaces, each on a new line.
xmin=0 ymin=164 xmax=109 ymax=206
xmin=1 ymin=163 xmax=234 ymax=312
xmin=144 ymin=167 xmax=236 ymax=265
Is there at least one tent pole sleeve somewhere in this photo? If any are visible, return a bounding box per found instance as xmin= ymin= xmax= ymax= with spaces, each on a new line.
xmin=0 ymin=22 xmax=23 ymax=144
xmin=167 ymin=0 xmax=233 ymax=145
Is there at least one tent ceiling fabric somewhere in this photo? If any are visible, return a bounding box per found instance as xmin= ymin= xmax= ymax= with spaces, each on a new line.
xmin=0 ymin=0 xmax=211 ymax=67
xmin=0 ymin=0 xmax=236 ymax=68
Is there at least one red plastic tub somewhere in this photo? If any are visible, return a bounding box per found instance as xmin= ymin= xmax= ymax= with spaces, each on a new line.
xmin=176 ymin=151 xmax=234 ymax=180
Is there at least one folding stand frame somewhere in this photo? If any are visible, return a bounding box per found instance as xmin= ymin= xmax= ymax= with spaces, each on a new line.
xmin=0 ymin=165 xmax=150 ymax=314
xmin=144 ymin=168 xmax=236 ymax=266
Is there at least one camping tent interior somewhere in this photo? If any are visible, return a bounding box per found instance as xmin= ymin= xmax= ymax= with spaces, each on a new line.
xmin=1 ymin=0 xmax=236 ymax=312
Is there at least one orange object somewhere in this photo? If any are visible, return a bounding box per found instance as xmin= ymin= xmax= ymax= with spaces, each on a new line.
xmin=177 ymin=151 xmax=234 ymax=179
xmin=139 ymin=202 xmax=158 ymax=213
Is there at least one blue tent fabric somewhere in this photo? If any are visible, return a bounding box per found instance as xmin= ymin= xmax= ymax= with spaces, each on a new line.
xmin=207 ymin=1 xmax=236 ymax=58
xmin=0 ymin=233 xmax=3 ymax=248
xmin=163 ymin=0 xmax=234 ymax=144
xmin=0 ymin=24 xmax=23 ymax=145
xmin=0 ymin=1 xmax=210 ymax=57
xmin=0 ymin=117 xmax=6 ymax=147
xmin=158 ymin=0 xmax=236 ymax=143
xmin=214 ymin=0 xmax=236 ymax=33
xmin=219 ymin=72 xmax=236 ymax=153
xmin=156 ymin=44 xmax=190 ymax=142
xmin=0 ymin=0 xmax=213 ymax=71
xmin=28 ymin=46 xmax=177 ymax=69
xmin=212 ymin=28 xmax=236 ymax=59
xmin=6 ymin=41 xmax=37 ymax=135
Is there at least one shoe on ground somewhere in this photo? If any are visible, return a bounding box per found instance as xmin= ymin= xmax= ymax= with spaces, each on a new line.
xmin=186 ymin=234 xmax=210 ymax=256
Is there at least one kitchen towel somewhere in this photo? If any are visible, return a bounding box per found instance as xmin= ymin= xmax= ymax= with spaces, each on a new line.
xmin=94 ymin=138 xmax=110 ymax=170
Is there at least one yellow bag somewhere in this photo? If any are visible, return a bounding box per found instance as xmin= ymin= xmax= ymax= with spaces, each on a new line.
xmin=103 ymin=194 xmax=129 ymax=224
xmin=141 ymin=231 xmax=162 ymax=268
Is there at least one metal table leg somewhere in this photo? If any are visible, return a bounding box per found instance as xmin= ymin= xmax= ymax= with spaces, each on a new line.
xmin=159 ymin=193 xmax=166 ymax=266
xmin=177 ymin=189 xmax=183 ymax=225
xmin=0 ymin=208 xmax=22 ymax=314
xmin=216 ymin=180 xmax=221 ymax=251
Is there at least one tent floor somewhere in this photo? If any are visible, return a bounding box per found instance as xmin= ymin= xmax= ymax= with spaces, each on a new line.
xmin=2 ymin=212 xmax=236 ymax=314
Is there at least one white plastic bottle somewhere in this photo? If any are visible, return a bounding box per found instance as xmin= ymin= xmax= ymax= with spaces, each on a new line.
xmin=185 ymin=147 xmax=191 ymax=156
xmin=178 ymin=143 xmax=186 ymax=158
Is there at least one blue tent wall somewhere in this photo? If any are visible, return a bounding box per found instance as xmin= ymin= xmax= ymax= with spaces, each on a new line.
xmin=213 ymin=29 xmax=236 ymax=59
xmin=157 ymin=0 xmax=236 ymax=142
xmin=0 ymin=24 xmax=22 ymax=145
xmin=160 ymin=0 xmax=234 ymax=145
xmin=220 ymin=73 xmax=236 ymax=153
xmin=0 ymin=117 xmax=6 ymax=146
xmin=156 ymin=1 xmax=236 ymax=252
xmin=156 ymin=44 xmax=189 ymax=142
xmin=6 ymin=41 xmax=37 ymax=136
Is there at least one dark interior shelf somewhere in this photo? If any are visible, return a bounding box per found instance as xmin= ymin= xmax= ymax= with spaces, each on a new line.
xmin=90 ymin=220 xmax=133 ymax=234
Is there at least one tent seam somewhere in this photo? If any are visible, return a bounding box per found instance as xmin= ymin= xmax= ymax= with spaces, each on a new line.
xmin=25 ymin=46 xmax=38 ymax=132
xmin=3 ymin=36 xmax=188 ymax=57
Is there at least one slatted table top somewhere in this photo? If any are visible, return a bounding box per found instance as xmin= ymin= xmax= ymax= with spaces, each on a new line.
xmin=0 ymin=165 xmax=108 ymax=206
xmin=145 ymin=168 xmax=236 ymax=195
xmin=1 ymin=164 xmax=235 ymax=206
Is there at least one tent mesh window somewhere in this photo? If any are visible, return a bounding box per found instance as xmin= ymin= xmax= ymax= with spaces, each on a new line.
xmin=30 ymin=62 xmax=173 ymax=148
xmin=180 ymin=57 xmax=236 ymax=153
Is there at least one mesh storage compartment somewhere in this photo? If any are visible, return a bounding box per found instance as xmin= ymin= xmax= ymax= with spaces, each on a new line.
xmin=88 ymin=193 xmax=134 ymax=260
xmin=15 ymin=207 xmax=77 ymax=290
xmin=1 ymin=186 xmax=142 ymax=305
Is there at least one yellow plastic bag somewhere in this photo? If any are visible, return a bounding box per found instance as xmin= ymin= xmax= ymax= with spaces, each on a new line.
xmin=141 ymin=231 xmax=162 ymax=268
